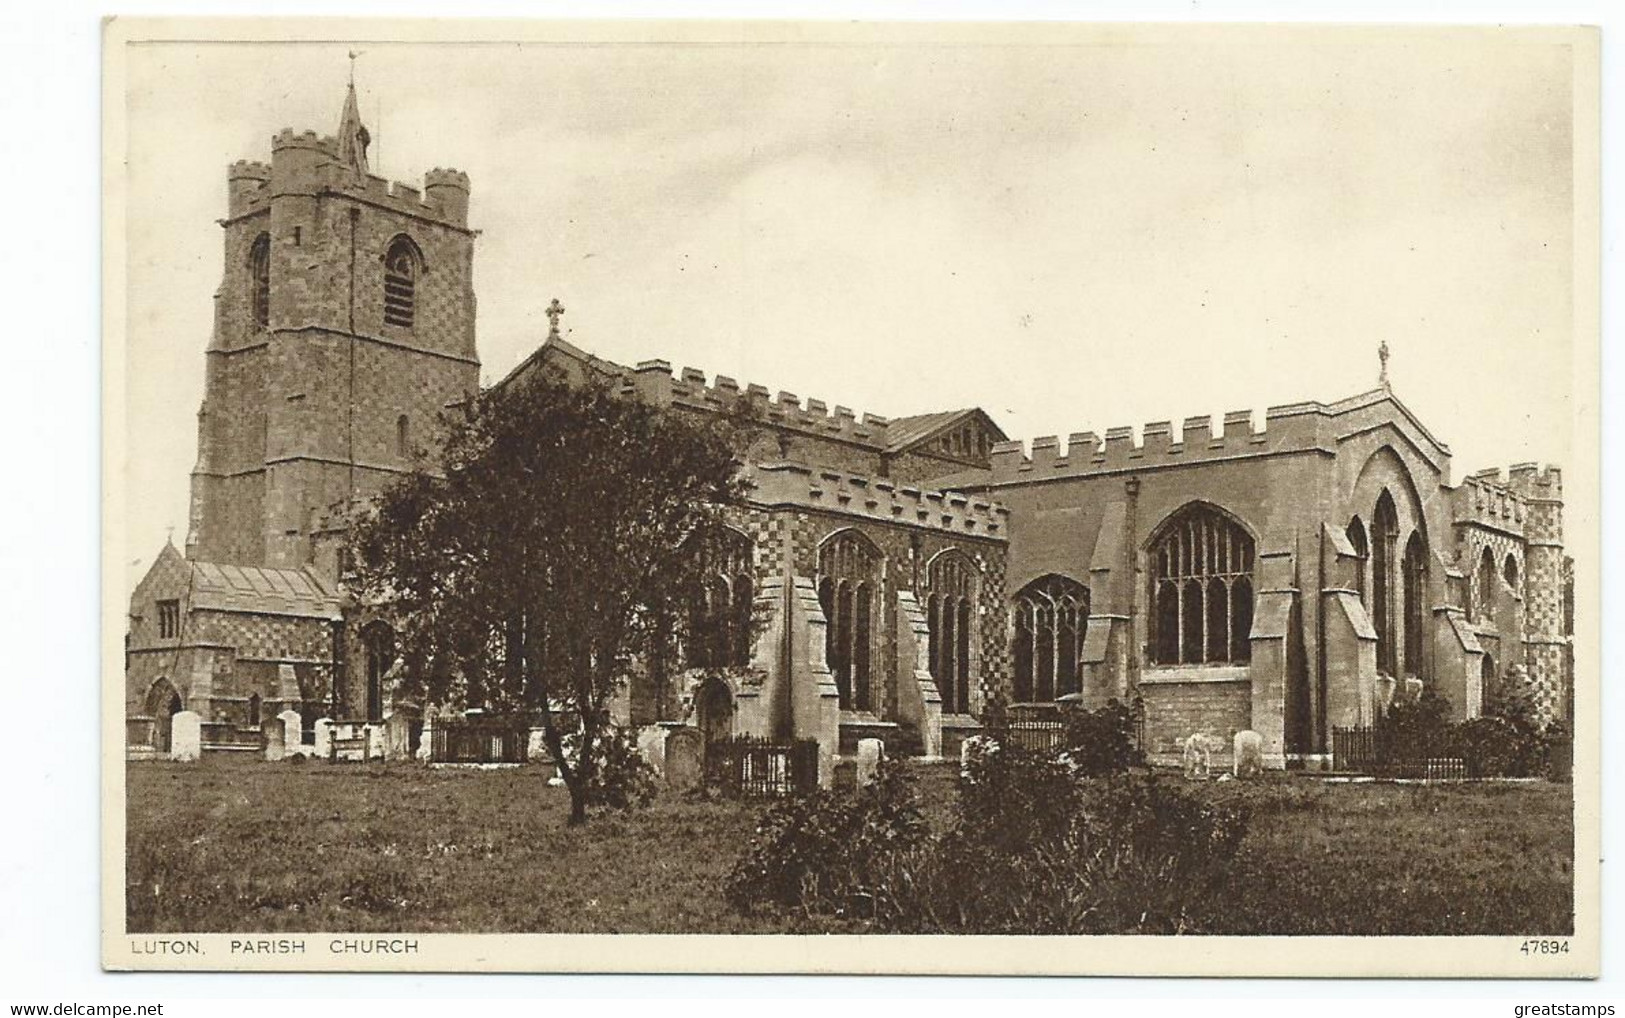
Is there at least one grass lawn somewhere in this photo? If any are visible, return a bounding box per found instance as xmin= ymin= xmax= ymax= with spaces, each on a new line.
xmin=126 ymin=757 xmax=1573 ymax=935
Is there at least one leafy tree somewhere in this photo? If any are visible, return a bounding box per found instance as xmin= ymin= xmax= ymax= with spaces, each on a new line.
xmin=351 ymin=370 xmax=753 ymax=824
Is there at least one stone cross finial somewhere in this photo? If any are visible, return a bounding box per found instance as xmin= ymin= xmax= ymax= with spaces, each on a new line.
xmin=1378 ymin=340 xmax=1390 ymax=390
xmin=546 ymin=298 xmax=566 ymax=340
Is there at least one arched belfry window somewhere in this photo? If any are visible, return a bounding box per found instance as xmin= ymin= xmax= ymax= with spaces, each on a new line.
xmin=361 ymin=621 xmax=396 ymax=722
xmin=1503 ymin=553 xmax=1520 ymax=593
xmin=249 ymin=233 xmax=271 ymax=328
xmin=1012 ymin=574 xmax=1089 ymax=702
xmin=1148 ymin=504 xmax=1255 ymax=666
xmin=817 ymin=530 xmax=881 ymax=712
xmin=383 ymin=236 xmax=420 ymax=328
xmin=926 ymin=551 xmax=978 ymax=714
xmin=1402 ymin=532 xmax=1427 ymax=677
xmin=684 ymin=528 xmax=755 ymax=669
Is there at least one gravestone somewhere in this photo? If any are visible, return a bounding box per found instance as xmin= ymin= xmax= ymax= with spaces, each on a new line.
xmin=959 ymin=734 xmax=997 ymax=781
xmin=278 ymin=709 xmax=303 ymax=758
xmin=664 ymin=728 xmax=703 ymax=791
xmin=366 ymin=723 xmax=387 ymax=761
xmin=313 ymin=717 xmax=334 ymax=760
xmin=170 ymin=710 xmax=202 ymax=762
xmin=1233 ymin=730 xmax=1264 ymax=779
xmin=263 ymin=717 xmax=285 ymax=762
xmin=1181 ymin=733 xmax=1213 ymax=780
xmin=385 ymin=712 xmax=414 ymax=761
xmin=856 ymin=738 xmax=885 ymax=786
xmin=636 ymin=725 xmax=669 ymax=776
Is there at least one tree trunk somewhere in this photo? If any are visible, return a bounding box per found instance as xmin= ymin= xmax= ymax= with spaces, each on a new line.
xmin=568 ymin=784 xmax=588 ymax=826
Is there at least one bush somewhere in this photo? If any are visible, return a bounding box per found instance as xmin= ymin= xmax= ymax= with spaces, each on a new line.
xmin=561 ymin=724 xmax=658 ymax=812
xmin=1457 ymin=715 xmax=1540 ymax=777
xmin=1058 ymin=697 xmax=1146 ymax=777
xmin=724 ymin=758 xmax=928 ymax=920
xmin=726 ymin=742 xmax=1250 ymax=934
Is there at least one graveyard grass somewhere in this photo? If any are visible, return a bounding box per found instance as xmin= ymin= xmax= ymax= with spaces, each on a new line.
xmin=127 ymin=758 xmax=1573 ymax=935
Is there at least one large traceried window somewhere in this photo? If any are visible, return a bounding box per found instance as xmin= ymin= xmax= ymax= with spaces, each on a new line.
xmin=1148 ymin=504 xmax=1255 ymax=666
xmin=383 ymin=236 xmax=420 ymax=328
xmin=1471 ymin=545 xmax=1498 ymax=624
xmin=684 ymin=528 xmax=755 ymax=670
xmin=926 ymin=551 xmax=978 ymax=714
xmin=817 ymin=531 xmax=881 ymax=712
xmin=1371 ymin=492 xmax=1400 ymax=676
xmin=249 ymin=233 xmax=271 ymax=328
xmin=1012 ymin=574 xmax=1089 ymax=702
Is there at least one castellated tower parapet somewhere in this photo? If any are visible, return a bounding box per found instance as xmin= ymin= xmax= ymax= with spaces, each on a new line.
xmin=227 ymin=160 xmax=271 ymax=216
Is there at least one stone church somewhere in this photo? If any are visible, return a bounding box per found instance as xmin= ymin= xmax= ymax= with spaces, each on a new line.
xmin=125 ymin=87 xmax=1571 ymax=774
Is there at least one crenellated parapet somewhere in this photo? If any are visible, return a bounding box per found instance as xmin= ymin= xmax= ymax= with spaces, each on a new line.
xmin=220 ymin=128 xmax=472 ymax=228
xmin=988 ymin=403 xmax=1329 ymax=482
xmin=620 ymin=361 xmax=893 ymax=448
xmin=747 ymin=461 xmax=1009 ymax=539
xmin=1452 ymin=468 xmax=1528 ymax=537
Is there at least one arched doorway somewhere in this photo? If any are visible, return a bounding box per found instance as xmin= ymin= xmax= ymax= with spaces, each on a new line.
xmin=145 ymin=678 xmax=183 ymax=754
xmin=695 ymin=677 xmax=734 ymax=750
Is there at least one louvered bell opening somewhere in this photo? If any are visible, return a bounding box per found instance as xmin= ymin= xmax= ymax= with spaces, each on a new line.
xmin=383 ymin=273 xmax=414 ymax=328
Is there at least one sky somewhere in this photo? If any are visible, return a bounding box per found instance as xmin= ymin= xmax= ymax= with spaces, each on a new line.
xmin=120 ymin=26 xmax=1581 ymax=590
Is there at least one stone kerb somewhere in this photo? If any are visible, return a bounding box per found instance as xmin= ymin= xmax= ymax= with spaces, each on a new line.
xmin=170 ymin=711 xmax=202 ymax=762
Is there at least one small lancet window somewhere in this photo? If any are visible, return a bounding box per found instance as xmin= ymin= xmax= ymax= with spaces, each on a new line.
xmin=249 ymin=233 xmax=271 ymax=328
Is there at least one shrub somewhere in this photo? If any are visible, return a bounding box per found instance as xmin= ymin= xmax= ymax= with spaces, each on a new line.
xmin=1457 ymin=715 xmax=1539 ymax=777
xmin=726 ymin=741 xmax=1250 ymax=934
xmin=1058 ymin=697 xmax=1146 ymax=777
xmin=724 ymin=758 xmax=929 ymax=920
xmin=561 ymin=724 xmax=658 ymax=811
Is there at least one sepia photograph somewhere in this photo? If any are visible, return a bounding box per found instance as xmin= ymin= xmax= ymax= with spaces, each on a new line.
xmin=101 ymin=18 xmax=1600 ymax=976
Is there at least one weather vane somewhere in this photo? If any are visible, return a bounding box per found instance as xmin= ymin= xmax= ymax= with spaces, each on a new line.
xmin=347 ymin=48 xmax=365 ymax=86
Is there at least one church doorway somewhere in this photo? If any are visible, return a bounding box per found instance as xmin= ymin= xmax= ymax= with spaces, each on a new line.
xmin=696 ymin=677 xmax=735 ymax=751
xmin=146 ymin=678 xmax=183 ymax=754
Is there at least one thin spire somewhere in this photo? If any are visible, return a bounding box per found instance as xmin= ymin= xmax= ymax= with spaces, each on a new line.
xmin=336 ymin=53 xmax=371 ymax=177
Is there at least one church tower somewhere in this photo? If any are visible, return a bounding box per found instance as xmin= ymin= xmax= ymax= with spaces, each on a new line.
xmin=187 ymin=81 xmax=480 ymax=575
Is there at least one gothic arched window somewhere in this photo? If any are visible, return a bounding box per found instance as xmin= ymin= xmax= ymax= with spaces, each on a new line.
xmin=248 ymin=693 xmax=262 ymax=727
xmin=1147 ymin=504 xmax=1255 ymax=666
xmin=361 ymin=621 xmax=395 ymax=722
xmin=926 ymin=551 xmax=978 ymax=714
xmin=684 ymin=528 xmax=755 ymax=669
xmin=1012 ymin=574 xmax=1089 ymax=702
xmin=1346 ymin=516 xmax=1369 ymax=600
xmin=249 ymin=233 xmax=271 ymax=328
xmin=1503 ymin=553 xmax=1520 ymax=593
xmin=1371 ymin=492 xmax=1400 ymax=676
xmin=1472 ymin=546 xmax=1498 ymax=624
xmin=817 ymin=530 xmax=881 ymax=711
xmin=1402 ymin=532 xmax=1427 ymax=677
xmin=383 ymin=236 xmax=420 ymax=328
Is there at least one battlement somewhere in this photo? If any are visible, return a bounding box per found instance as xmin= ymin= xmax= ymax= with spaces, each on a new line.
xmin=229 ymin=160 xmax=271 ymax=181
xmin=621 ymin=362 xmax=893 ymax=446
xmin=425 ymin=167 xmax=471 ymax=190
xmin=1453 ymin=470 xmax=1527 ymax=535
xmin=1504 ymin=462 xmax=1563 ymax=500
xmin=987 ymin=403 xmax=1332 ymax=482
xmin=748 ymin=461 xmax=1009 ymax=539
xmin=272 ymin=128 xmax=336 ymax=153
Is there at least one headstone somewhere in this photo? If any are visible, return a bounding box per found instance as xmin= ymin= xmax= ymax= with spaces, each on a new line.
xmin=856 ymin=738 xmax=885 ymax=786
xmin=959 ymin=734 xmax=997 ymax=780
xmin=417 ymin=717 xmax=436 ymax=762
xmin=313 ymin=717 xmax=334 ymax=760
xmin=263 ymin=718 xmax=286 ymax=762
xmin=278 ymin=710 xmax=303 ymax=758
xmin=1181 ymin=732 xmax=1213 ymax=780
xmin=636 ymin=725 xmax=669 ymax=775
xmin=664 ymin=728 xmax=703 ymax=791
xmin=170 ymin=710 xmax=202 ymax=762
xmin=527 ymin=728 xmax=551 ymax=762
xmin=1233 ymin=729 xmax=1264 ymax=779
xmin=366 ymin=723 xmax=387 ymax=761
xmin=385 ymin=712 xmax=413 ymax=761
